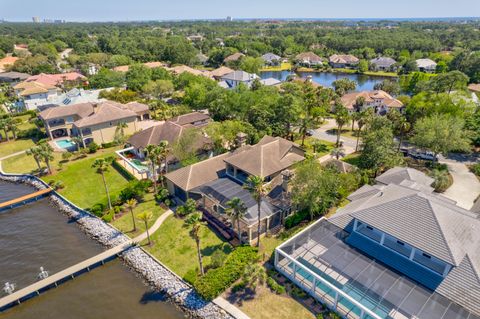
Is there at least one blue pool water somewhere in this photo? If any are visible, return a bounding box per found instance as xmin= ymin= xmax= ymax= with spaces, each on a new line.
xmin=55 ymin=139 xmax=76 ymax=149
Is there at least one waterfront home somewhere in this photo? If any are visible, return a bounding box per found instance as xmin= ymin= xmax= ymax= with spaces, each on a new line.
xmin=416 ymin=58 xmax=437 ymax=73
xmin=39 ymin=100 xmax=149 ymax=145
xmin=340 ymin=90 xmax=404 ymax=115
xmin=275 ymin=166 xmax=480 ymax=319
xmin=0 ymin=56 xmax=19 ymax=72
xmin=13 ymin=81 xmax=59 ymax=110
xmin=223 ymin=52 xmax=245 ymax=64
xmin=0 ymin=71 xmax=30 ymax=83
xmin=165 ymin=135 xmax=305 ymax=244
xmin=261 ymin=53 xmax=282 ymax=66
xmin=295 ymin=52 xmax=324 ymax=67
xmin=369 ymin=57 xmax=397 ymax=71
xmin=219 ymin=70 xmax=259 ymax=89
xmin=329 ymin=54 xmax=359 ymax=68
xmin=25 ymin=72 xmax=86 ymax=87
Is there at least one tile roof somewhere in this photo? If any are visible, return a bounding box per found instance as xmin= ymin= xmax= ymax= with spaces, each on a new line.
xmin=295 ymin=52 xmax=323 ymax=63
xmin=416 ymin=58 xmax=437 ymax=69
xmin=168 ymin=112 xmax=210 ymax=126
xmin=370 ymin=57 xmax=396 ymax=68
xmin=0 ymin=56 xmax=19 ymax=71
xmin=375 ymin=166 xmax=434 ymax=187
xmin=26 ymin=72 xmax=86 ymax=86
xmin=14 ymin=81 xmax=57 ymax=96
xmin=261 ymin=52 xmax=281 ymax=62
xmin=0 ymin=71 xmax=30 ymax=81
xmin=329 ymin=54 xmax=359 ymax=64
xmin=340 ymin=90 xmax=404 ymax=110
xmin=73 ymin=101 xmax=137 ymax=128
xmin=224 ymin=135 xmax=305 ymax=177
xmin=468 ymin=83 xmax=480 ymax=93
xmin=127 ymin=121 xmax=183 ymax=149
xmin=113 ymin=61 xmax=167 ymax=72
xmin=210 ymin=66 xmax=234 ymax=78
xmin=223 ymin=52 xmax=245 ymax=62
xmin=221 ymin=70 xmax=258 ymax=82
xmin=38 ymin=102 xmax=94 ymax=120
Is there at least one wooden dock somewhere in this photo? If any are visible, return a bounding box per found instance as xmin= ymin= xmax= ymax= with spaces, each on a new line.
xmin=0 ymin=240 xmax=133 ymax=310
xmin=0 ymin=189 xmax=52 ymax=211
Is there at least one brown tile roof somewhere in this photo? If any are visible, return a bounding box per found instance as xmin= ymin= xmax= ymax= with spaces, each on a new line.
xmin=128 ymin=121 xmax=184 ymax=149
xmin=210 ymin=66 xmax=234 ymax=78
xmin=329 ymin=54 xmax=359 ymax=64
xmin=73 ymin=101 xmax=137 ymax=128
xmin=14 ymin=81 xmax=57 ymax=96
xmin=468 ymin=83 xmax=480 ymax=93
xmin=123 ymin=101 xmax=149 ymax=114
xmin=168 ymin=112 xmax=211 ymax=126
xmin=26 ymin=72 xmax=86 ymax=86
xmin=340 ymin=90 xmax=403 ymax=110
xmin=114 ymin=61 xmax=168 ymax=72
xmin=167 ymin=65 xmax=210 ymax=77
xmin=165 ymin=152 xmax=234 ymax=191
xmin=39 ymin=102 xmax=94 ymax=120
xmin=223 ymin=52 xmax=245 ymax=63
xmin=224 ymin=136 xmax=305 ymax=177
xmin=295 ymin=52 xmax=323 ymax=63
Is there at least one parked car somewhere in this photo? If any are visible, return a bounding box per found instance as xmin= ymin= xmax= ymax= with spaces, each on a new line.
xmin=306 ymin=129 xmax=315 ymax=136
xmin=408 ymin=150 xmax=437 ymax=161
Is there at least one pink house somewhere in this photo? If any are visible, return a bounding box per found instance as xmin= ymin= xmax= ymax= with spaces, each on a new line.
xmin=26 ymin=72 xmax=86 ymax=87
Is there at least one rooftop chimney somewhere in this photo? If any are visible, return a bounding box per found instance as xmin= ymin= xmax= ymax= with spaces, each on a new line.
xmin=281 ymin=169 xmax=293 ymax=193
xmin=235 ymin=132 xmax=247 ymax=148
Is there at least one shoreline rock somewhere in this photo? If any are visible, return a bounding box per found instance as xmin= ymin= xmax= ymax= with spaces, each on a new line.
xmin=0 ymin=174 xmax=234 ymax=319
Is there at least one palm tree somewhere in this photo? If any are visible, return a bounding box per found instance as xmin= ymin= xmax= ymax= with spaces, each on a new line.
xmin=334 ymin=103 xmax=350 ymax=147
xmin=71 ymin=136 xmax=84 ymax=150
xmin=184 ymin=212 xmax=205 ymax=275
xmin=242 ymin=263 xmax=267 ymax=292
xmin=137 ymin=211 xmax=154 ymax=245
xmin=355 ymin=110 xmax=367 ymax=152
xmin=114 ymin=122 xmax=128 ymax=145
xmin=157 ymin=140 xmax=170 ymax=184
xmin=7 ymin=119 xmax=18 ymax=140
xmin=244 ymin=175 xmax=269 ymax=247
xmin=38 ymin=142 xmax=54 ymax=175
xmin=331 ymin=146 xmax=346 ymax=160
xmin=226 ymin=197 xmax=247 ymax=243
xmin=145 ymin=144 xmax=160 ymax=193
xmin=26 ymin=146 xmax=43 ymax=172
xmin=125 ymin=198 xmax=138 ymax=231
xmin=92 ymin=157 xmax=114 ymax=210
xmin=397 ymin=118 xmax=411 ymax=152
xmin=0 ymin=119 xmax=10 ymax=142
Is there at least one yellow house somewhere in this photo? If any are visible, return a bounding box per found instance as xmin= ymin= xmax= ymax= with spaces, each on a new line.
xmin=39 ymin=101 xmax=150 ymax=146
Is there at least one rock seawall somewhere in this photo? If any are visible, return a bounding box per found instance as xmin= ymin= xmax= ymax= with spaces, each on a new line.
xmin=0 ymin=174 xmax=233 ymax=319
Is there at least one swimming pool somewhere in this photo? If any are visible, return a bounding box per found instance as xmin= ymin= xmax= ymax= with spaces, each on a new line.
xmin=55 ymin=139 xmax=76 ymax=150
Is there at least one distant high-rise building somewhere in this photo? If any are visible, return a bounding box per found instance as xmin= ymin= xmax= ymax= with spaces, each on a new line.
xmin=32 ymin=17 xmax=40 ymax=23
xmin=226 ymin=16 xmax=233 ymax=21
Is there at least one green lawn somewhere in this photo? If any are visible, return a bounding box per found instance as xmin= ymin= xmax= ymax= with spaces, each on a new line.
xmin=39 ymin=150 xmax=130 ymax=209
xmin=0 ymin=139 xmax=35 ymax=158
xmin=145 ymin=215 xmax=233 ymax=278
xmin=294 ymin=137 xmax=335 ymax=157
xmin=260 ymin=62 xmax=292 ymax=72
xmin=111 ymin=193 xmax=165 ymax=238
xmin=342 ymin=152 xmax=362 ymax=167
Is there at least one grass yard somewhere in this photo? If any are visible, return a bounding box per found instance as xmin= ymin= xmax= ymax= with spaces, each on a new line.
xmin=39 ymin=149 xmax=130 ymax=208
xmin=145 ymin=215 xmax=233 ymax=278
xmin=326 ymin=127 xmax=359 ymax=140
xmin=111 ymin=193 xmax=165 ymax=238
xmin=342 ymin=152 xmax=362 ymax=167
xmin=236 ymin=285 xmax=316 ymax=319
xmin=260 ymin=62 xmax=292 ymax=72
xmin=1 ymin=151 xmax=64 ymax=173
xmin=0 ymin=138 xmax=35 ymax=158
xmin=294 ymin=137 xmax=335 ymax=157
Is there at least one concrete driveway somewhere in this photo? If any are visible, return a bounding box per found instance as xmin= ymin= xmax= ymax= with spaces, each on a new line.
xmin=312 ymin=118 xmax=357 ymax=155
xmin=441 ymin=158 xmax=480 ymax=210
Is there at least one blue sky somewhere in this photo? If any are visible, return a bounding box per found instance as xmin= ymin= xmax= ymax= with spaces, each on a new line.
xmin=2 ymin=0 xmax=479 ymax=22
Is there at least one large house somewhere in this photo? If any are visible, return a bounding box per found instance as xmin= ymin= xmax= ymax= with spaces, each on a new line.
xmin=261 ymin=53 xmax=282 ymax=66
xmin=370 ymin=57 xmax=397 ymax=71
xmin=0 ymin=71 xmax=30 ymax=83
xmin=13 ymin=81 xmax=59 ymax=110
xmin=210 ymin=66 xmax=235 ymax=80
xmin=340 ymin=90 xmax=404 ymax=114
xmin=39 ymin=100 xmax=150 ymax=145
xmin=223 ymin=52 xmax=245 ymax=64
xmin=0 ymin=56 xmax=19 ymax=72
xmin=275 ymin=167 xmax=480 ymax=319
xmin=165 ymin=135 xmax=305 ymax=244
xmin=126 ymin=112 xmax=212 ymax=163
xmin=329 ymin=54 xmax=359 ymax=68
xmin=416 ymin=59 xmax=437 ymax=73
xmin=219 ymin=70 xmax=259 ymax=89
xmin=25 ymin=72 xmax=86 ymax=87
xmin=113 ymin=61 xmax=167 ymax=73
xmin=295 ymin=52 xmax=324 ymax=67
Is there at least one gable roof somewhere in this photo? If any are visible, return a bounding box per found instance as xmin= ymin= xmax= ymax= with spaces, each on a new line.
xmin=0 ymin=71 xmax=30 ymax=81
xmin=416 ymin=58 xmax=437 ymax=69
xmin=26 ymin=72 xmax=86 ymax=86
xmin=168 ymin=112 xmax=210 ymax=126
xmin=329 ymin=54 xmax=359 ymax=64
xmin=127 ymin=121 xmax=183 ymax=149
xmin=168 ymin=65 xmax=207 ymax=77
xmin=14 ymin=81 xmax=57 ymax=96
xmin=262 ymin=52 xmax=281 ymax=62
xmin=223 ymin=52 xmax=245 ymax=63
xmin=221 ymin=70 xmax=258 ymax=82
xmin=224 ymin=135 xmax=305 ymax=177
xmin=375 ymin=166 xmax=434 ymax=187
xmin=210 ymin=66 xmax=234 ymax=78
xmin=39 ymin=102 xmax=94 ymax=120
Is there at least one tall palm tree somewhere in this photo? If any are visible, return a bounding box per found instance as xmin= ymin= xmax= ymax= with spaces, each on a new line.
xmin=355 ymin=110 xmax=367 ymax=152
xmin=331 ymin=146 xmax=346 ymax=160
xmin=397 ymin=118 xmax=411 ymax=152
xmin=114 ymin=122 xmax=128 ymax=145
xmin=242 ymin=263 xmax=267 ymax=292
xmin=125 ymin=198 xmax=138 ymax=231
xmin=38 ymin=142 xmax=54 ymax=175
xmin=244 ymin=175 xmax=269 ymax=248
xmin=0 ymin=119 xmax=10 ymax=142
xmin=71 ymin=136 xmax=84 ymax=150
xmin=92 ymin=157 xmax=114 ymax=210
xmin=137 ymin=211 xmax=154 ymax=245
xmin=7 ymin=119 xmax=17 ymax=140
xmin=145 ymin=144 xmax=160 ymax=193
xmin=26 ymin=146 xmax=43 ymax=172
xmin=184 ymin=212 xmax=205 ymax=275
xmin=226 ymin=197 xmax=247 ymax=243
xmin=334 ymin=103 xmax=350 ymax=147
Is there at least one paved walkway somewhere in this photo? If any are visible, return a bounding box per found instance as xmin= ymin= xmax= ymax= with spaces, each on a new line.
xmin=440 ymin=159 xmax=480 ymax=210
xmin=312 ymin=119 xmax=358 ymax=150
xmin=214 ymin=297 xmax=251 ymax=319
xmin=0 ymin=150 xmax=26 ymax=161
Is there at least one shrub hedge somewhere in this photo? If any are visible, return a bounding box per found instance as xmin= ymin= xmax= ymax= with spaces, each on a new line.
xmin=111 ymin=159 xmax=136 ymax=181
xmin=194 ymin=246 xmax=258 ymax=300
xmin=284 ymin=210 xmax=309 ymax=229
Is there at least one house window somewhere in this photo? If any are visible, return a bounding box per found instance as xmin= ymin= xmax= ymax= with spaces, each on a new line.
xmin=397 ymin=240 xmax=404 ymax=246
xmin=366 ymin=226 xmax=373 ymax=231
xmin=422 ymin=253 xmax=431 ymax=259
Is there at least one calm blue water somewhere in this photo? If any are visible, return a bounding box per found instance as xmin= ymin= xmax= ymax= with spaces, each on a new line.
xmin=55 ymin=139 xmax=76 ymax=149
xmin=260 ymin=70 xmax=395 ymax=91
